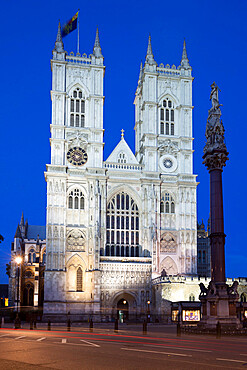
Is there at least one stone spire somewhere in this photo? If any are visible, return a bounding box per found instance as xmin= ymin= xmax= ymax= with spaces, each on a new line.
xmin=180 ymin=39 xmax=190 ymax=68
xmin=93 ymin=27 xmax=103 ymax=57
xmin=139 ymin=61 xmax=143 ymax=80
xmin=14 ymin=224 xmax=22 ymax=238
xmin=145 ymin=35 xmax=157 ymax=65
xmin=20 ymin=212 xmax=24 ymax=226
xmin=54 ymin=21 xmax=64 ymax=53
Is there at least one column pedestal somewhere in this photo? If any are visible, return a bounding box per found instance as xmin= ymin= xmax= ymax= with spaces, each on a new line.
xmin=199 ymin=282 xmax=241 ymax=329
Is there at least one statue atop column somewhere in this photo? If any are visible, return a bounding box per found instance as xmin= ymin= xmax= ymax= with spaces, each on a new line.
xmin=210 ymin=82 xmax=222 ymax=112
xmin=203 ymin=82 xmax=228 ymax=171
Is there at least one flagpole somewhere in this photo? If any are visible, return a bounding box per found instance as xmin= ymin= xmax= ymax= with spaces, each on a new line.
xmin=77 ymin=9 xmax=80 ymax=54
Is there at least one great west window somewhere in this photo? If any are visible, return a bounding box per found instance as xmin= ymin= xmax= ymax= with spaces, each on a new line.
xmin=103 ymin=192 xmax=140 ymax=257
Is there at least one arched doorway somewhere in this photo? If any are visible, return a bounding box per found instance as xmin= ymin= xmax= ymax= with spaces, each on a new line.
xmin=117 ymin=298 xmax=129 ymax=322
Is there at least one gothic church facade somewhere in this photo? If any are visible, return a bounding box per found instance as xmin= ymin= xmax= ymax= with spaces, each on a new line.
xmin=44 ymin=24 xmax=197 ymax=319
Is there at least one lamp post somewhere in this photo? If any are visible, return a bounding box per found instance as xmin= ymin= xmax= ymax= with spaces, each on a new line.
xmin=15 ymin=256 xmax=22 ymax=313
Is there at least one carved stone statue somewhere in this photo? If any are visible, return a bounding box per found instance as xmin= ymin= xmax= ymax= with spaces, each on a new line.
xmin=227 ymin=281 xmax=238 ymax=295
xmin=199 ymin=282 xmax=208 ymax=296
xmin=161 ymin=269 xmax=167 ymax=278
xmin=210 ymin=82 xmax=222 ymax=112
xmin=208 ymin=281 xmax=217 ymax=296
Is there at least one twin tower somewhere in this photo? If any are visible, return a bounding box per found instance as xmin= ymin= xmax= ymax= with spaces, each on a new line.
xmin=44 ymin=24 xmax=197 ymax=320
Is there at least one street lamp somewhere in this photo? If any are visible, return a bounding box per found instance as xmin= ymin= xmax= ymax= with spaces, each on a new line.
xmin=15 ymin=256 xmax=22 ymax=313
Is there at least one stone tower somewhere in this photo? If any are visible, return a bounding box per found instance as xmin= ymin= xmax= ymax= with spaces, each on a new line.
xmin=134 ymin=38 xmax=198 ymax=277
xmin=44 ymin=24 xmax=105 ymax=317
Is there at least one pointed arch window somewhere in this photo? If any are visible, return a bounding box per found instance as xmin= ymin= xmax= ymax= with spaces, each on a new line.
xmin=42 ymin=249 xmax=46 ymax=265
xmin=160 ymin=192 xmax=175 ymax=214
xmin=23 ymin=283 xmax=34 ymax=306
xmin=70 ymin=88 xmax=85 ymax=127
xmin=76 ymin=267 xmax=83 ymax=291
xmin=160 ymin=98 xmax=175 ymax=136
xmin=189 ymin=294 xmax=195 ymax=302
xmin=28 ymin=249 xmax=36 ymax=264
xmin=104 ymin=192 xmax=140 ymax=257
xmin=68 ymin=189 xmax=85 ymax=210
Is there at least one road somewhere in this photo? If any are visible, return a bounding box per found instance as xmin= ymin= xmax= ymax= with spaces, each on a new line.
xmin=0 ymin=324 xmax=246 ymax=369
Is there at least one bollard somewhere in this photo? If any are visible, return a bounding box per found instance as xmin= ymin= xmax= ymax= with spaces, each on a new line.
xmin=216 ymin=321 xmax=221 ymax=339
xmin=14 ymin=314 xmax=21 ymax=329
xmin=177 ymin=322 xmax=181 ymax=337
xmin=48 ymin=319 xmax=51 ymax=331
xmin=143 ymin=320 xmax=147 ymax=335
xmin=67 ymin=318 xmax=71 ymax=332
xmin=1 ymin=317 xmax=4 ymax=327
xmin=30 ymin=319 xmax=33 ymax=330
xmin=114 ymin=318 xmax=118 ymax=333
xmin=89 ymin=318 xmax=93 ymax=332
xmin=34 ymin=320 xmax=37 ymax=329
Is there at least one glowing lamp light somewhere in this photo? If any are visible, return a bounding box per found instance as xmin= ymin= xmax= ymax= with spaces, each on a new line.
xmin=147 ymin=300 xmax=150 ymax=305
xmin=15 ymin=256 xmax=22 ymax=265
xmin=123 ymin=300 xmax=127 ymax=305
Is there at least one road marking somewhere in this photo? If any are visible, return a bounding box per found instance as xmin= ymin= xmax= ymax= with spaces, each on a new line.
xmin=121 ymin=348 xmax=192 ymax=357
xmin=14 ymin=336 xmax=26 ymax=340
xmin=0 ymin=335 xmax=8 ymax=338
xmin=37 ymin=337 xmax=46 ymax=342
xmin=216 ymin=358 xmax=247 ymax=364
xmin=62 ymin=338 xmax=67 ymax=344
xmin=144 ymin=344 xmax=211 ymax=353
xmin=240 ymin=354 xmax=247 ymax=356
xmin=80 ymin=339 xmax=100 ymax=347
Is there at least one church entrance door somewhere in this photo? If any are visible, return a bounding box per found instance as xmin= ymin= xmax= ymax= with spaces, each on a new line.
xmin=117 ymin=299 xmax=129 ymax=322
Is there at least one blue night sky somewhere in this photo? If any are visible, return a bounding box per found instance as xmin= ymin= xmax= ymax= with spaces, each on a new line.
xmin=0 ymin=0 xmax=246 ymax=283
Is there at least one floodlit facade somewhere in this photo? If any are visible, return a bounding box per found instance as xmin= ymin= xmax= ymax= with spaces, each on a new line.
xmin=42 ymin=24 xmax=197 ymax=320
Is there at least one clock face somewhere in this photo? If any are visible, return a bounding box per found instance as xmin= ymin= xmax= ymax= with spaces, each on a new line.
xmin=67 ymin=147 xmax=88 ymax=166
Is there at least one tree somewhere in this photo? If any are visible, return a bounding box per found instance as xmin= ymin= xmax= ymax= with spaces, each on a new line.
xmin=6 ymin=262 xmax=11 ymax=278
xmin=0 ymin=235 xmax=3 ymax=244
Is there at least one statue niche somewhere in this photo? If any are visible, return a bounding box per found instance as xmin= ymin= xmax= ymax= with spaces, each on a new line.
xmin=66 ymin=229 xmax=85 ymax=251
xmin=160 ymin=232 xmax=177 ymax=253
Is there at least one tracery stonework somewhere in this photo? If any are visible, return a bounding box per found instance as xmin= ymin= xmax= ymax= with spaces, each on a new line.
xmin=66 ymin=229 xmax=85 ymax=251
xmin=160 ymin=232 xmax=177 ymax=253
xmin=160 ymin=256 xmax=178 ymax=275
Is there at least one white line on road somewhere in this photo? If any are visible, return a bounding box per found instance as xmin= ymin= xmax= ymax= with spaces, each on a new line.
xmin=80 ymin=339 xmax=100 ymax=347
xmin=121 ymin=348 xmax=192 ymax=357
xmin=216 ymin=358 xmax=247 ymax=364
xmin=144 ymin=344 xmax=212 ymax=353
xmin=37 ymin=337 xmax=46 ymax=342
xmin=240 ymin=354 xmax=247 ymax=356
xmin=14 ymin=336 xmax=26 ymax=340
xmin=0 ymin=335 xmax=9 ymax=338
xmin=62 ymin=338 xmax=67 ymax=344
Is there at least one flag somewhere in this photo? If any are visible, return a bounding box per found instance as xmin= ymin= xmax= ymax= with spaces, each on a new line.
xmin=61 ymin=12 xmax=78 ymax=38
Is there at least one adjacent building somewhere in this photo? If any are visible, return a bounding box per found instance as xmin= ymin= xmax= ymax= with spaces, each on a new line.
xmin=197 ymin=219 xmax=211 ymax=277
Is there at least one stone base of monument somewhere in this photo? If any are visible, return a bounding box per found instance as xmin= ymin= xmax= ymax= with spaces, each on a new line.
xmin=198 ymin=281 xmax=242 ymax=330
